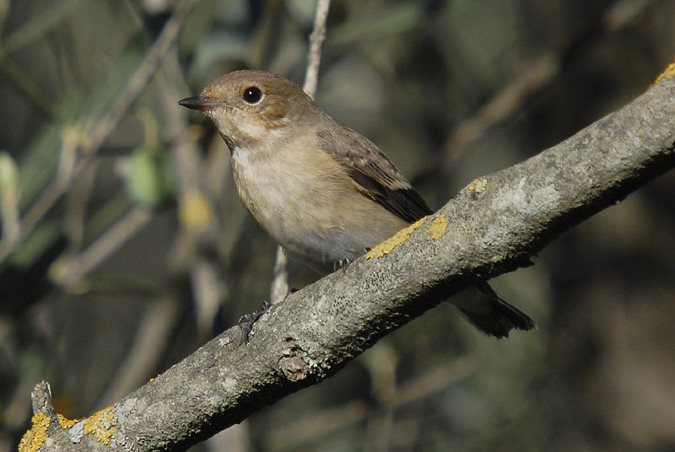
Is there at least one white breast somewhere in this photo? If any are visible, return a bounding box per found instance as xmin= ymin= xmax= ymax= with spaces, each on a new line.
xmin=230 ymin=138 xmax=408 ymax=274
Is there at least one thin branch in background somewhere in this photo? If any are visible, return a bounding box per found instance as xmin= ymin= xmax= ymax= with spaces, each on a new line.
xmin=0 ymin=0 xmax=83 ymax=118
xmin=63 ymin=159 xmax=100 ymax=249
xmin=0 ymin=153 xmax=21 ymax=246
xmin=442 ymin=0 xmax=663 ymax=171
xmin=303 ymin=0 xmax=331 ymax=99
xmin=270 ymin=0 xmax=331 ymax=303
xmin=441 ymin=53 xmax=560 ymax=169
xmin=159 ymin=41 xmax=229 ymax=339
xmin=363 ymin=344 xmax=398 ymax=452
xmin=191 ymin=258 xmax=224 ymax=340
xmin=96 ymin=295 xmax=184 ymax=408
xmin=603 ymin=0 xmax=653 ymax=31
xmin=83 ymin=0 xmax=200 ymax=155
xmin=0 ymin=0 xmax=200 ymax=267
xmin=0 ymin=127 xmax=79 ymax=262
xmin=50 ymin=206 xmax=153 ymax=289
xmin=264 ymin=359 xmax=474 ymax=451
xmin=0 ymin=54 xmax=54 ymax=118
xmin=269 ymin=246 xmax=290 ymax=304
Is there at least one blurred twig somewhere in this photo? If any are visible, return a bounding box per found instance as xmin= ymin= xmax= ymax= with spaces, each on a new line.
xmin=604 ymin=0 xmax=653 ymax=31
xmin=269 ymin=0 xmax=331 ymax=304
xmin=97 ymin=294 xmax=184 ymax=407
xmin=160 ymin=38 xmax=226 ymax=338
xmin=0 ymin=0 xmax=199 ymax=266
xmin=328 ymin=2 xmax=424 ymax=47
xmin=364 ymin=344 xmax=398 ymax=452
xmin=0 ymin=127 xmax=79 ymax=261
xmin=269 ymin=246 xmax=289 ymax=304
xmin=442 ymin=53 xmax=560 ymax=169
xmin=1 ymin=0 xmax=83 ymax=55
xmin=63 ymin=159 xmax=100 ymax=249
xmin=0 ymin=152 xmax=20 ymax=246
xmin=0 ymin=0 xmax=85 ymax=118
xmin=0 ymin=53 xmax=54 ymax=118
xmin=84 ymin=0 xmax=199 ymax=155
xmin=265 ymin=358 xmax=474 ymax=451
xmin=442 ymin=0 xmax=660 ymax=170
xmin=303 ymin=0 xmax=331 ymax=99
xmin=50 ymin=206 xmax=153 ymax=289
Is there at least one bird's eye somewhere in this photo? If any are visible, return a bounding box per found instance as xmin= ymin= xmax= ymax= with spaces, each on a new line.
xmin=243 ymin=86 xmax=263 ymax=104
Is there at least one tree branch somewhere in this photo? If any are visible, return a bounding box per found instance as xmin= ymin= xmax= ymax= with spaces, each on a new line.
xmin=22 ymin=69 xmax=675 ymax=451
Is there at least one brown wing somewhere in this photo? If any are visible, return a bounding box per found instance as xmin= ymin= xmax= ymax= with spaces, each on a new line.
xmin=317 ymin=121 xmax=433 ymax=223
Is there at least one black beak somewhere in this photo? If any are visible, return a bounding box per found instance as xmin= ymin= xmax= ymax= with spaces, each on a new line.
xmin=178 ymin=96 xmax=215 ymax=111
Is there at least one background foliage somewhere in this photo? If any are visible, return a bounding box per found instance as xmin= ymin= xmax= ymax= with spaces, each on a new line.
xmin=1 ymin=0 xmax=674 ymax=451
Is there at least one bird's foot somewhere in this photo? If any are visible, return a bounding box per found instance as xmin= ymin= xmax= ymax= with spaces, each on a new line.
xmin=333 ymin=249 xmax=370 ymax=273
xmin=334 ymin=258 xmax=354 ymax=272
xmin=239 ymin=300 xmax=272 ymax=343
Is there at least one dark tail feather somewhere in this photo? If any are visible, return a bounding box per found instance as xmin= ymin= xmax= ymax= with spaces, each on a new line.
xmin=456 ymin=281 xmax=536 ymax=339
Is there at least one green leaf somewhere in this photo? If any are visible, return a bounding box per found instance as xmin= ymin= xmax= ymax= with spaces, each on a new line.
xmin=126 ymin=147 xmax=176 ymax=208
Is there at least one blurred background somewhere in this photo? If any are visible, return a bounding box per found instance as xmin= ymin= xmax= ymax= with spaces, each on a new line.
xmin=1 ymin=0 xmax=675 ymax=451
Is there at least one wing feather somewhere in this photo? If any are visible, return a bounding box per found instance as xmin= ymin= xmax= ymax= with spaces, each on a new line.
xmin=317 ymin=122 xmax=433 ymax=223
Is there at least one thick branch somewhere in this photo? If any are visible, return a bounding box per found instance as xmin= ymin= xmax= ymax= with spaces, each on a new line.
xmin=26 ymin=73 xmax=675 ymax=451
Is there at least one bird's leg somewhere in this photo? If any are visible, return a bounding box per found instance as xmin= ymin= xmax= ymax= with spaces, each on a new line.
xmin=334 ymin=258 xmax=354 ymax=272
xmin=238 ymin=289 xmax=298 ymax=343
xmin=333 ymin=249 xmax=370 ymax=273
xmin=239 ymin=300 xmax=272 ymax=343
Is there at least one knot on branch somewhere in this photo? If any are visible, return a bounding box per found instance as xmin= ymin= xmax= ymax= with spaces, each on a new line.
xmin=279 ymin=338 xmax=310 ymax=382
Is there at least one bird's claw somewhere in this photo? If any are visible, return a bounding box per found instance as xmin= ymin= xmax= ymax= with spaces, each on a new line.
xmin=334 ymin=257 xmax=354 ymax=272
xmin=239 ymin=300 xmax=272 ymax=343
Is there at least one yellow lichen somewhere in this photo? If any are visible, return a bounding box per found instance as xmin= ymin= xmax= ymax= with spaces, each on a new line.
xmin=468 ymin=178 xmax=488 ymax=194
xmin=84 ymin=407 xmax=116 ymax=445
xmin=367 ymin=216 xmax=427 ymax=259
xmin=653 ymin=62 xmax=675 ymax=85
xmin=18 ymin=412 xmax=50 ymax=452
xmin=426 ymin=214 xmax=448 ymax=240
xmin=57 ymin=413 xmax=79 ymax=429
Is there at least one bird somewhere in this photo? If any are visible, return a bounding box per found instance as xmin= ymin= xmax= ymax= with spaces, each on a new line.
xmin=179 ymin=69 xmax=535 ymax=339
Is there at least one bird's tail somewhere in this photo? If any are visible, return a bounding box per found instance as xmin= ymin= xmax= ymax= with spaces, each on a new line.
xmin=454 ymin=281 xmax=536 ymax=338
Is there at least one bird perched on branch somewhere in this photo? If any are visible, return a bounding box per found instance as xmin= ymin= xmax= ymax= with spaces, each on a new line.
xmin=179 ymin=70 xmax=535 ymax=339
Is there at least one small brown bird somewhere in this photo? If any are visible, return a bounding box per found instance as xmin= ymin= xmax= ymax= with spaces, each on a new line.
xmin=179 ymin=70 xmax=534 ymax=338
